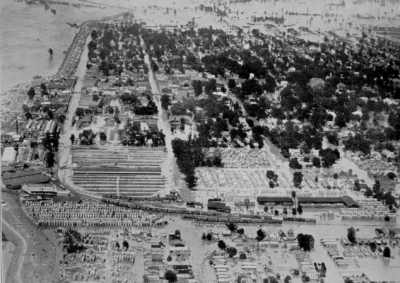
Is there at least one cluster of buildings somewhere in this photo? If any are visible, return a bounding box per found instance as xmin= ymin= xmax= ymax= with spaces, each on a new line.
xmin=23 ymin=198 xmax=166 ymax=228
xmin=144 ymin=231 xmax=196 ymax=283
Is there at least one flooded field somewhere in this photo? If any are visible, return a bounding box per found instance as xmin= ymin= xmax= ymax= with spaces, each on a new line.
xmin=2 ymin=0 xmax=400 ymax=92
xmin=2 ymin=0 xmax=400 ymax=282
xmin=0 ymin=0 xmax=123 ymax=92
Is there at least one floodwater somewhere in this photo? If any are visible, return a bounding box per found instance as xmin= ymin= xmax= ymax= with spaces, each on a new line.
xmin=1 ymin=1 xmax=400 ymax=281
xmin=2 ymin=0 xmax=399 ymax=92
xmin=0 ymin=0 xmax=203 ymax=93
xmin=0 ymin=0 xmax=124 ymax=92
xmin=157 ymin=216 xmax=400 ymax=283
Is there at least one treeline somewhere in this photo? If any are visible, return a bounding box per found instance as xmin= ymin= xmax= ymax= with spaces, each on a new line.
xmin=172 ymin=138 xmax=223 ymax=188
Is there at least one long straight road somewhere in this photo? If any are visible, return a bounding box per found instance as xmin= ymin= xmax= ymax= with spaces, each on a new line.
xmin=57 ymin=35 xmax=91 ymax=193
xmin=56 ymin=33 xmax=104 ymax=201
xmin=141 ymin=37 xmax=177 ymax=196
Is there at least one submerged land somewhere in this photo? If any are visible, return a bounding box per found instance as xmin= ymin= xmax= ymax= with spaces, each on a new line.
xmin=2 ymin=0 xmax=400 ymax=283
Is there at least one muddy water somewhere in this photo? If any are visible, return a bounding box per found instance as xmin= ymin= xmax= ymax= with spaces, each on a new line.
xmin=0 ymin=0 xmax=124 ymax=92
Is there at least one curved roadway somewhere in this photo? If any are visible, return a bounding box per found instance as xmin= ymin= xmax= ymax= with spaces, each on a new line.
xmin=2 ymin=209 xmax=27 ymax=283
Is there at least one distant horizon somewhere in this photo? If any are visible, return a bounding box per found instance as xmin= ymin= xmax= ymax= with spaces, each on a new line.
xmin=1 ymin=0 xmax=399 ymax=92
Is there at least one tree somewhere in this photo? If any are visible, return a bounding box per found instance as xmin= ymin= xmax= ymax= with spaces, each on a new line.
xmin=202 ymin=232 xmax=213 ymax=241
xmin=347 ymin=227 xmax=356 ymax=244
xmin=75 ymin=108 xmax=85 ymax=118
xmin=164 ymin=270 xmax=177 ymax=283
xmin=364 ymin=187 xmax=373 ymax=197
xmin=343 ymin=134 xmax=371 ymax=155
xmin=387 ymin=172 xmax=396 ymax=180
xmin=310 ymin=107 xmax=328 ymax=129
xmin=45 ymin=151 xmax=55 ymax=168
xmin=226 ymin=222 xmax=237 ymax=232
xmin=369 ymin=242 xmax=377 ymax=252
xmin=172 ymin=138 xmax=204 ymax=188
xmin=319 ymin=148 xmax=340 ymax=167
xmin=228 ymin=79 xmax=236 ymax=90
xmin=326 ymin=132 xmax=339 ymax=145
xmin=289 ymin=158 xmax=302 ymax=169
xmin=25 ymin=111 xmax=32 ymax=120
xmin=321 ymin=262 xmax=327 ymax=275
xmin=226 ymin=246 xmax=237 ymax=257
xmin=90 ymin=29 xmax=98 ymax=40
xmin=383 ymin=192 xmax=396 ymax=206
xmin=192 ymin=80 xmax=203 ymax=96
xmin=151 ymin=60 xmax=159 ymax=72
xmin=284 ymin=275 xmax=292 ymax=283
xmin=297 ymin=233 xmax=314 ymax=251
xmin=205 ymin=78 xmax=217 ymax=95
xmin=120 ymin=92 xmax=139 ymax=105
xmin=63 ymin=229 xmax=86 ymax=254
xmin=57 ymin=114 xmax=66 ymax=124
xmin=256 ymin=228 xmax=266 ymax=241
xmin=40 ymin=83 xmax=48 ymax=96
xmin=161 ymin=94 xmax=171 ymax=110
xmin=218 ymin=240 xmax=226 ymax=250
xmin=239 ymin=252 xmax=247 ymax=260
xmin=312 ymin=157 xmax=321 ymax=168
xmin=185 ymin=174 xmax=197 ymax=189
xmin=99 ymin=132 xmax=107 ymax=141
xmin=383 ymin=246 xmax=391 ymax=258
xmin=297 ymin=204 xmax=303 ymax=215
xmin=373 ymin=180 xmax=382 ymax=199
xmin=267 ymin=276 xmax=279 ymax=283
xmin=241 ymin=78 xmax=263 ymax=97
xmin=27 ymin=87 xmax=36 ymax=99
xmin=213 ymin=156 xmax=223 ymax=167
xmin=388 ymin=111 xmax=400 ymax=135
xmin=263 ymin=74 xmax=276 ymax=92
xmin=237 ymin=228 xmax=245 ymax=235
xmin=293 ymin=172 xmax=303 ymax=188
xmin=266 ymin=170 xmax=275 ymax=180
xmin=335 ymin=112 xmax=349 ymax=128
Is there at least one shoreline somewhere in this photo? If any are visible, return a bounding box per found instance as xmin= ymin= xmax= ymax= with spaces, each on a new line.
xmin=0 ymin=23 xmax=87 ymax=132
xmin=0 ymin=12 xmax=128 ymax=133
